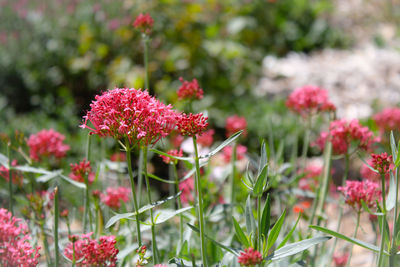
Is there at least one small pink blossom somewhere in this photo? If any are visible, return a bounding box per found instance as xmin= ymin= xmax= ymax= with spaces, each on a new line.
xmin=238 ymin=247 xmax=263 ymax=266
xmin=179 ymin=177 xmax=194 ymax=205
xmin=225 ymin=115 xmax=247 ymax=137
xmin=0 ymin=159 xmax=23 ymax=186
xmin=338 ymin=180 xmax=381 ymax=211
xmin=110 ymin=152 xmax=126 ymax=162
xmin=154 ymin=265 xmax=167 ymax=267
xmin=371 ymin=152 xmax=393 ymax=175
xmin=160 ymin=149 xmax=183 ymax=164
xmin=133 ymin=13 xmax=154 ymax=34
xmin=27 ymin=129 xmax=70 ymax=161
xmin=197 ymin=129 xmax=215 ymax=147
xmin=286 ymin=85 xmax=336 ymax=116
xmin=176 ymin=113 xmax=208 ymax=137
xmin=69 ymin=159 xmax=95 ymax=185
xmin=222 ymin=145 xmax=247 ymax=163
xmin=100 ymin=187 xmax=130 ymax=209
xmin=373 ymin=107 xmax=400 ymax=133
xmin=177 ymin=77 xmax=204 ymax=100
xmin=298 ymin=164 xmax=323 ymax=192
xmin=333 ymin=252 xmax=349 ymax=267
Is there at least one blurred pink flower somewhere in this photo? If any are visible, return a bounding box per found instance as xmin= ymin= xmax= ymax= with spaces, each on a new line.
xmin=373 ymin=107 xmax=400 ymax=133
xmin=133 ymin=13 xmax=154 ymax=34
xmin=225 ymin=115 xmax=247 ymax=137
xmin=333 ymin=252 xmax=349 ymax=267
xmin=298 ymin=164 xmax=323 ymax=192
xmin=101 ymin=187 xmax=130 ymax=209
xmin=110 ymin=152 xmax=126 ymax=162
xmin=179 ymin=177 xmax=194 ymax=205
xmin=177 ymin=77 xmax=203 ymax=100
xmin=0 ymin=159 xmax=23 ymax=186
xmin=197 ymin=129 xmax=215 ymax=147
xmin=238 ymin=247 xmax=263 ymax=266
xmin=69 ymin=159 xmax=95 ymax=185
xmin=223 ymin=145 xmax=247 ymax=163
xmin=160 ymin=149 xmax=183 ymax=164
xmin=338 ymin=180 xmax=381 ymax=211
xmin=27 ymin=129 xmax=70 ymax=161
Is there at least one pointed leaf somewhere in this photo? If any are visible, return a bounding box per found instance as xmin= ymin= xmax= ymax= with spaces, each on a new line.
xmin=0 ymin=153 xmax=8 ymax=167
xmin=146 ymin=172 xmax=176 ymax=184
xmin=37 ymin=170 xmax=63 ymax=183
xmin=258 ymin=141 xmax=268 ymax=175
xmin=232 ymin=217 xmax=250 ymax=248
xmin=358 ymin=153 xmax=378 ymax=174
xmin=253 ymin=164 xmax=268 ymax=196
xmin=14 ymin=165 xmax=51 ymax=174
xmin=245 ymin=196 xmax=256 ymax=236
xmin=200 ymin=130 xmax=243 ymax=159
xmin=60 ymin=174 xmax=86 ymax=189
xmin=261 ymin=194 xmax=271 ymax=238
xmin=267 ymin=209 xmax=286 ymax=251
xmin=390 ymin=131 xmax=398 ymax=162
xmin=152 ymin=206 xmax=193 ymax=225
xmin=361 ymin=199 xmax=383 ymax=216
xmin=276 ymin=213 xmax=301 ymax=250
xmin=386 ymin=171 xmax=396 ymax=211
xmin=150 ymin=149 xmax=192 ymax=161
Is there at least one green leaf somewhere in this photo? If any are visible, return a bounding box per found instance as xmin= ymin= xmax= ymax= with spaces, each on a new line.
xmin=266 ymin=236 xmax=331 ymax=261
xmin=386 ymin=171 xmax=396 ymax=211
xmin=267 ymin=209 xmax=286 ymax=251
xmin=253 ymin=164 xmax=268 ymax=196
xmin=360 ymin=199 xmax=383 ymax=216
xmin=37 ymin=170 xmax=63 ymax=183
xmin=358 ymin=153 xmax=378 ymax=174
xmin=146 ymin=172 xmax=176 ymax=184
xmin=260 ymin=194 xmax=271 ymax=238
xmin=258 ymin=141 xmax=268 ymax=175
xmin=390 ymin=131 xmax=398 ymax=162
xmin=276 ymin=213 xmax=301 ymax=250
xmin=150 ymin=149 xmax=192 ymax=161
xmin=232 ymin=217 xmax=250 ymax=248
xmin=117 ymin=243 xmax=138 ymax=261
xmin=187 ymin=223 xmax=240 ymax=256
xmin=152 ymin=206 xmax=193 ymax=225
xmin=59 ymin=174 xmax=86 ymax=189
xmin=200 ymin=130 xmax=243 ymax=159
xmin=245 ymin=196 xmax=256 ymax=236
xmin=168 ymin=257 xmax=192 ymax=267
xmin=0 ymin=153 xmax=8 ymax=167
xmin=309 ymin=225 xmax=389 ymax=255
xmin=14 ymin=165 xmax=51 ymax=174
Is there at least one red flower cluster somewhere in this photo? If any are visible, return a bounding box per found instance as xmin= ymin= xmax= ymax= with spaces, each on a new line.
xmin=333 ymin=252 xmax=349 ymax=267
xmin=237 ymin=247 xmax=263 ymax=266
xmin=286 ymin=85 xmax=336 ymax=116
xmin=314 ymin=119 xmax=379 ymax=155
xmin=27 ymin=129 xmax=70 ymax=161
xmin=133 ymin=13 xmax=154 ymax=34
xmin=222 ymin=144 xmax=247 ymax=163
xmin=81 ymin=88 xmax=177 ymax=146
xmin=0 ymin=208 xmax=40 ymax=267
xmin=373 ymin=107 xmax=400 ymax=133
xmin=298 ymin=164 xmax=323 ymax=192
xmin=371 ymin=152 xmax=393 ymax=175
xmin=100 ymin=187 xmax=130 ymax=209
xmin=179 ymin=177 xmax=194 ymax=205
xmin=293 ymin=201 xmax=312 ymax=213
xmin=225 ymin=115 xmax=247 ymax=137
xmin=160 ymin=149 xmax=183 ymax=164
xmin=110 ymin=152 xmax=126 ymax=162
xmin=0 ymin=159 xmax=23 ymax=186
xmin=64 ymin=232 xmax=118 ymax=267
xmin=177 ymin=77 xmax=204 ymax=100
xmin=338 ymin=180 xmax=381 ymax=211
xmin=176 ymin=113 xmax=208 ymax=137
xmin=69 ymin=159 xmax=95 ymax=185
xmin=197 ymin=129 xmax=215 ymax=147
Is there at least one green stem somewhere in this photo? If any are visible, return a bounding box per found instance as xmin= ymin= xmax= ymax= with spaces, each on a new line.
xmin=378 ymin=173 xmax=387 ymax=267
xmin=72 ymin=241 xmax=76 ymax=267
xmin=40 ymin=220 xmax=52 ymax=266
xmin=83 ymin=134 xmax=92 ymax=232
xmin=192 ymin=136 xmax=208 ymax=267
xmin=301 ymin=116 xmax=311 ymax=169
xmin=125 ymin=141 xmax=142 ymax=246
xmin=257 ymin=195 xmax=262 ymax=251
xmin=137 ymin=149 xmax=144 ymax=206
xmin=230 ymin=141 xmax=238 ymax=220
xmin=142 ymin=146 xmax=159 ymax=264
xmin=54 ymin=187 xmax=60 ymax=267
xmin=346 ymin=211 xmax=361 ymax=267
xmin=143 ymin=36 xmax=150 ymax=89
xmin=7 ymin=143 xmax=13 ymax=214
xmin=390 ymin=168 xmax=399 ymax=267
xmin=173 ymin=164 xmax=184 ymax=254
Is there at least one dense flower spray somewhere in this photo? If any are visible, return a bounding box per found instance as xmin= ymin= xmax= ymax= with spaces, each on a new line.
xmin=80 ymin=88 xmax=177 ymax=146
xmin=370 ymin=152 xmax=393 ymax=175
xmin=225 ymin=115 xmax=247 ymax=137
xmin=286 ymin=85 xmax=336 ymax=116
xmin=0 ymin=159 xmax=23 ymax=186
xmin=338 ymin=180 xmax=381 ymax=211
xmin=314 ymin=119 xmax=379 ymax=155
xmin=238 ymin=247 xmax=263 ymax=266
xmin=27 ymin=129 xmax=70 ymax=161
xmin=133 ymin=13 xmax=154 ymax=34
xmin=176 ymin=113 xmax=208 ymax=136
xmin=100 ymin=187 xmax=131 ymax=209
xmin=64 ymin=232 xmax=118 ymax=266
xmin=69 ymin=159 xmax=95 ymax=184
xmin=0 ymin=208 xmax=40 ymax=266
xmin=373 ymin=107 xmax=400 ymax=133
xmin=177 ymin=77 xmax=204 ymax=100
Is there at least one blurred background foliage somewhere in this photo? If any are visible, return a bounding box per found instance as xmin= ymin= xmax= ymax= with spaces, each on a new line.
xmin=0 ymin=0 xmax=349 ymax=152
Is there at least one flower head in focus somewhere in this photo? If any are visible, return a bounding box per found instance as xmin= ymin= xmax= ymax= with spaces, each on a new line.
xmin=238 ymin=247 xmax=263 ymax=266
xmin=160 ymin=149 xmax=183 ymax=165
xmin=373 ymin=107 xmax=400 ymax=133
xmin=225 ymin=115 xmax=247 ymax=137
xmin=27 ymin=129 xmax=70 ymax=162
xmin=338 ymin=180 xmax=381 ymax=211
xmin=286 ymin=85 xmax=335 ymax=117
xmin=69 ymin=159 xmax=95 ymax=184
xmin=100 ymin=187 xmax=130 ymax=209
xmin=371 ymin=152 xmax=393 ymax=175
xmin=133 ymin=13 xmax=154 ymax=34
xmin=177 ymin=77 xmax=204 ymax=100
xmin=176 ymin=113 xmax=208 ymax=137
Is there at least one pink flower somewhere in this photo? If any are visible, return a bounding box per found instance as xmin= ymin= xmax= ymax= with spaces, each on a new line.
xmin=373 ymin=107 xmax=400 ymax=133
xmin=176 ymin=113 xmax=208 ymax=137
xmin=338 ymin=180 xmax=381 ymax=211
xmin=225 ymin=115 xmax=247 ymax=137
xmin=298 ymin=164 xmax=323 ymax=191
xmin=154 ymin=265 xmax=167 ymax=267
xmin=64 ymin=232 xmax=118 ymax=267
xmin=0 ymin=208 xmax=40 ymax=266
xmin=27 ymin=129 xmax=70 ymax=162
xmin=371 ymin=152 xmax=393 ymax=175
xmin=197 ymin=129 xmax=215 ymax=147
xmin=314 ymin=119 xmax=379 ymax=155
xmin=286 ymin=85 xmax=336 ymax=116
xmin=160 ymin=149 xmax=183 ymax=164
xmin=110 ymin=152 xmax=126 ymax=162
xmin=179 ymin=177 xmax=194 ymax=205
xmin=0 ymin=159 xmax=23 ymax=186
xmin=333 ymin=252 xmax=349 ymax=267
xmin=177 ymin=77 xmax=204 ymax=100
xmin=223 ymin=145 xmax=247 ymax=163
xmin=237 ymin=247 xmax=263 ymax=266
xmin=133 ymin=13 xmax=154 ymax=34
xmin=69 ymin=159 xmax=95 ymax=185
xmin=81 ymin=88 xmax=177 ymax=146
xmin=101 ymin=187 xmax=130 ymax=209
xmin=360 ymin=159 xmax=381 ymax=182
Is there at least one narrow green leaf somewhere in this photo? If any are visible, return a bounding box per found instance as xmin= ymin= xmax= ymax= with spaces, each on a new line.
xmin=200 ymin=130 xmax=243 ymax=159
xmin=386 ymin=171 xmax=396 ymax=211
xmin=358 ymin=153 xmax=378 ymax=173
xmin=253 ymin=164 xmax=268 ymax=196
xmin=37 ymin=170 xmax=63 ymax=183
xmin=117 ymin=243 xmax=138 ymax=261
xmin=390 ymin=131 xmax=397 ymax=162
xmin=168 ymin=257 xmax=192 ymax=267
xmin=59 ymin=174 xmax=86 ymax=189
xmin=187 ymin=223 xmax=240 ymax=256
xmin=0 ymin=153 xmax=8 ymax=167
xmin=360 ymin=199 xmax=383 ymax=216
xmin=276 ymin=213 xmax=301 ymax=250
xmin=267 ymin=209 xmax=286 ymax=251
xmin=245 ymin=196 xmax=256 ymax=236
xmin=266 ymin=236 xmax=331 ymax=261
xmin=152 ymin=206 xmax=193 ymax=225
xmin=14 ymin=165 xmax=51 ymax=174
xmin=309 ymin=225 xmax=389 ymax=255
xmin=258 ymin=141 xmax=268 ymax=175
xmin=145 ymin=172 xmax=176 ymax=184
xmin=232 ymin=217 xmax=250 ymax=248
xmin=260 ymin=194 xmax=271 ymax=238
xmin=150 ymin=149 xmax=192 ymax=161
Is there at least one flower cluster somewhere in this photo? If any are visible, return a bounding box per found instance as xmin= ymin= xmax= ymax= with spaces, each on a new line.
xmin=314 ymin=119 xmax=379 ymax=155
xmin=286 ymin=85 xmax=336 ymax=116
xmin=69 ymin=159 xmax=95 ymax=184
xmin=177 ymin=77 xmax=204 ymax=100
xmin=370 ymin=152 xmax=393 ymax=175
xmin=197 ymin=129 xmax=215 ymax=147
xmin=176 ymin=113 xmax=208 ymax=137
xmin=338 ymin=180 xmax=381 ymax=211
xmin=81 ymin=88 xmax=177 ymax=146
xmin=179 ymin=177 xmax=194 ymax=205
xmin=133 ymin=13 xmax=154 ymax=34
xmin=0 ymin=159 xmax=23 ymax=186
xmin=0 ymin=208 xmax=40 ymax=267
xmin=293 ymin=201 xmax=311 ymax=213
xmin=27 ymin=129 xmax=70 ymax=161
xmin=225 ymin=115 xmax=247 ymax=137
xmin=373 ymin=107 xmax=400 ymax=133
xmin=100 ymin=187 xmax=130 ymax=209
xmin=237 ymin=247 xmax=263 ymax=266
xmin=64 ymin=232 xmax=118 ymax=266
xmin=160 ymin=149 xmax=183 ymax=164
xmin=222 ymin=145 xmax=247 ymax=163
xmin=333 ymin=252 xmax=349 ymax=267
xmin=298 ymin=164 xmax=323 ymax=192
xmin=110 ymin=152 xmax=126 ymax=162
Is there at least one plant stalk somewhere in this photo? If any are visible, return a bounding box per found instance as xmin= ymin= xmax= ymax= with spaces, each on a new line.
xmin=390 ymin=168 xmax=399 ymax=267
xmin=173 ymin=163 xmax=184 ymax=253
xmin=83 ymin=134 xmax=92 ymax=232
xmin=54 ymin=187 xmax=60 ymax=267
xmin=230 ymin=141 xmax=238 ymax=220
xmin=346 ymin=211 xmax=361 ymax=267
xmin=7 ymin=143 xmax=13 ymax=214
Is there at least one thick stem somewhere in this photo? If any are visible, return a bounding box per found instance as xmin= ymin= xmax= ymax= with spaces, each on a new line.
xmin=142 ymin=146 xmax=159 ymax=264
xmin=230 ymin=141 xmax=238 ymax=220
xmin=173 ymin=164 xmax=184 ymax=253
xmin=193 ymin=136 xmax=208 ymax=267
xmin=390 ymin=168 xmax=399 ymax=267
xmin=378 ymin=172 xmax=387 ymax=267
xmin=54 ymin=187 xmax=60 ymax=267
xmin=346 ymin=211 xmax=361 ymax=267
xmin=40 ymin=220 xmax=52 ymax=266
xmin=7 ymin=143 xmax=13 ymax=214
xmin=125 ymin=141 xmax=142 ymax=246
